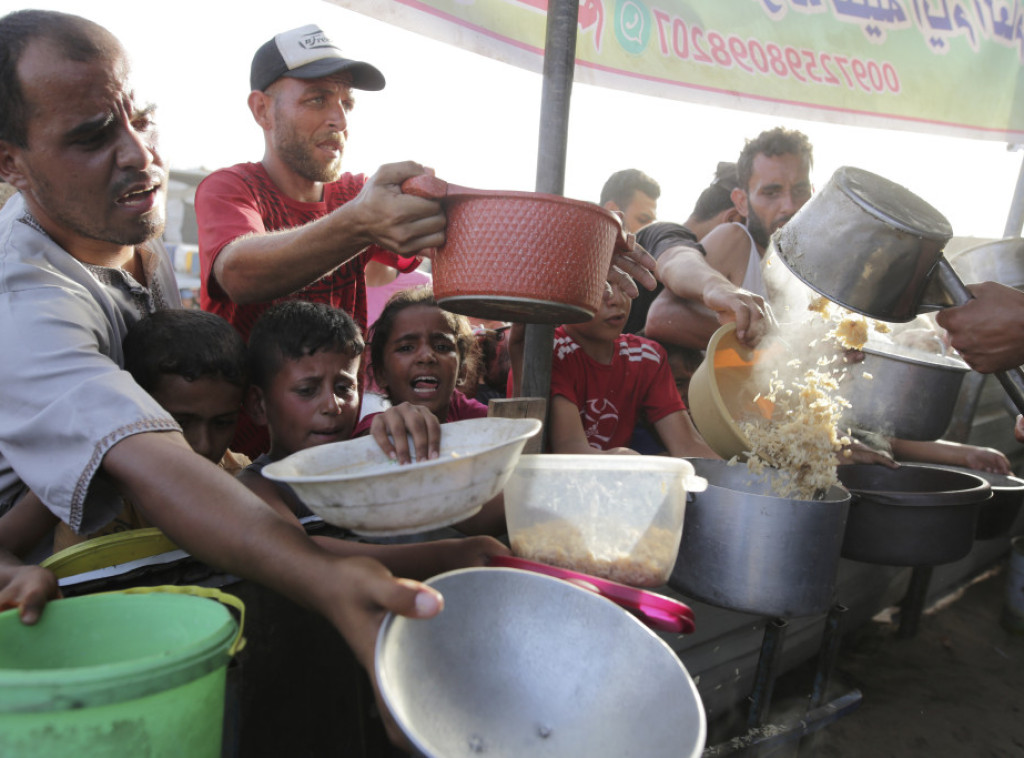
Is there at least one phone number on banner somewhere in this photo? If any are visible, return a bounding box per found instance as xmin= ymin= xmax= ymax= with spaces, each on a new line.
xmin=651 ymin=11 xmax=901 ymax=94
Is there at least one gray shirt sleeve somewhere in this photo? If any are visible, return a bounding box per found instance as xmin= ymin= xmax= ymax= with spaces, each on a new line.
xmin=0 ymin=200 xmax=180 ymax=533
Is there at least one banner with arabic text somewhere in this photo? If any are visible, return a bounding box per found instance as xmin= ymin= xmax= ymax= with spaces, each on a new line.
xmin=330 ymin=0 xmax=1024 ymax=142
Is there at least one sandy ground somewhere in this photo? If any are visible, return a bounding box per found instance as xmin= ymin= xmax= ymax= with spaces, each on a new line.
xmin=705 ymin=560 xmax=1024 ymax=757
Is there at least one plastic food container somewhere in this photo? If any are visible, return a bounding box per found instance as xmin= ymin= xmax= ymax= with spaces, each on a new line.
xmin=688 ymin=322 xmax=776 ymax=460
xmin=502 ymin=455 xmax=706 ymax=587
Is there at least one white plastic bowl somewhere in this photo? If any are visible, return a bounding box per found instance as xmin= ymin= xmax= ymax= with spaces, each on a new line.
xmin=503 ymin=455 xmax=707 ymax=587
xmin=262 ymin=417 xmax=542 ymax=536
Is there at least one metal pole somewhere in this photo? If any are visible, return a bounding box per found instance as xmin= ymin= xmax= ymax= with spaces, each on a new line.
xmin=898 ymin=565 xmax=934 ymax=639
xmin=521 ymin=0 xmax=578 ymax=404
xmin=746 ymin=617 xmax=788 ymax=729
xmin=1002 ymin=145 xmax=1024 ymax=239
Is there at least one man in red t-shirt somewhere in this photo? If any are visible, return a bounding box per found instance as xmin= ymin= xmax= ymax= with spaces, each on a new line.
xmin=195 ymin=24 xmax=446 ymax=456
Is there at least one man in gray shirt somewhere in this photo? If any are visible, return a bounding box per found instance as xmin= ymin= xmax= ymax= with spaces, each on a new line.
xmin=0 ymin=8 xmax=443 ymax=713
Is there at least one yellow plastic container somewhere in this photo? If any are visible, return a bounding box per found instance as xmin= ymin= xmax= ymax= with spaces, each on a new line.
xmin=689 ymin=322 xmax=776 ymax=459
xmin=40 ymin=528 xmax=179 ymax=579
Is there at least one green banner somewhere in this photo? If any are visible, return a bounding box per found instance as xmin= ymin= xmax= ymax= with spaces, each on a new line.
xmin=332 ymin=0 xmax=1024 ymax=141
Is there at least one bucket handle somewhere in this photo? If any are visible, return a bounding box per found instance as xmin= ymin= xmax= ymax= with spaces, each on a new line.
xmin=98 ymin=585 xmax=247 ymax=656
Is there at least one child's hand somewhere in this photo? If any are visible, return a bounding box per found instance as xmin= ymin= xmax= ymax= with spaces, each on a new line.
xmin=839 ymin=440 xmax=899 ymax=468
xmin=0 ymin=564 xmax=60 ymax=624
xmin=1016 ymin=415 xmax=1024 ymax=444
xmin=436 ymin=535 xmax=511 ymax=572
xmin=962 ymin=446 xmax=1011 ymax=475
xmin=369 ymin=402 xmax=442 ymax=464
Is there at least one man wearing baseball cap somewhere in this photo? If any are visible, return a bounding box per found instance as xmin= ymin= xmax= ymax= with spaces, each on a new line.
xmin=195 ymin=23 xmax=445 ymax=458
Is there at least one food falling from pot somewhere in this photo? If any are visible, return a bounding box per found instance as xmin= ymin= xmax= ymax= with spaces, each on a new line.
xmin=727 ymin=299 xmax=893 ymax=500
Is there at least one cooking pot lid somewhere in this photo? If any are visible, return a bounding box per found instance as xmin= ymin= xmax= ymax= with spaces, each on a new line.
xmin=834 ymin=166 xmax=953 ymax=241
xmin=489 ymin=555 xmax=695 ymax=634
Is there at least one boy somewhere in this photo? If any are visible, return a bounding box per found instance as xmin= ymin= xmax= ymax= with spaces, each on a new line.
xmin=238 ymin=300 xmax=507 ymax=579
xmin=52 ymin=310 xmax=253 ymax=551
xmin=2 ymin=309 xmax=253 ymax=557
xmin=547 ymin=278 xmax=719 ymax=458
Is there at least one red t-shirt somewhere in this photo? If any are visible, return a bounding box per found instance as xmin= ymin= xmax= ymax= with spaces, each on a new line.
xmin=195 ymin=162 xmax=417 ymax=457
xmin=352 ymin=390 xmax=488 ymax=437
xmin=549 ymin=327 xmax=685 ymax=451
xmin=196 ymin=162 xmax=417 ymax=341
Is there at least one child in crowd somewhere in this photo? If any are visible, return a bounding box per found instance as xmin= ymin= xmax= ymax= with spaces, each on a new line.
xmin=543 ymin=275 xmax=719 ymax=458
xmin=357 ymin=286 xmax=508 ymax=533
xmin=1 ymin=309 xmax=252 ymax=559
xmin=467 ymin=321 xmax=512 ymax=404
xmin=238 ymin=300 xmax=507 ymax=576
xmin=358 ymin=285 xmax=489 ymax=430
xmin=629 ymin=340 xmax=706 ymax=454
xmin=664 ymin=343 xmax=705 ymax=408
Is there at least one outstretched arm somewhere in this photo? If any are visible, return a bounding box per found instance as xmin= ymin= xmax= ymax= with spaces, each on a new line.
xmin=103 ymin=431 xmax=443 ymax=673
xmin=656 ymin=244 xmax=772 ymax=346
xmin=205 ymin=162 xmax=445 ymax=305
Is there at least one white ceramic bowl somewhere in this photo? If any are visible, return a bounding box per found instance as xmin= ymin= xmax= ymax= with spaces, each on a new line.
xmin=503 ymin=455 xmax=707 ymax=587
xmin=262 ymin=417 xmax=542 ymax=536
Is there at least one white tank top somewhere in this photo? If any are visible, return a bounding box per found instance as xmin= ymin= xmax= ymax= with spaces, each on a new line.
xmin=734 ymin=222 xmax=766 ymax=297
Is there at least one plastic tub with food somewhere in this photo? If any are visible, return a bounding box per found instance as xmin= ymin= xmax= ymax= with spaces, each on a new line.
xmin=502 ymin=455 xmax=706 ymax=587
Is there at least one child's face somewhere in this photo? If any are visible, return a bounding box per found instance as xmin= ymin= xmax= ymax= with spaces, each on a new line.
xmin=572 ymin=279 xmax=632 ymax=343
xmin=667 ymin=353 xmax=697 ymax=406
xmin=253 ymin=349 xmax=361 ymax=458
xmin=377 ymin=305 xmax=462 ymax=421
xmin=150 ymin=375 xmax=243 ymax=464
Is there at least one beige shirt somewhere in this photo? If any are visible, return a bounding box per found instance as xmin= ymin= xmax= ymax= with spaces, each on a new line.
xmin=0 ymin=194 xmax=182 ymax=533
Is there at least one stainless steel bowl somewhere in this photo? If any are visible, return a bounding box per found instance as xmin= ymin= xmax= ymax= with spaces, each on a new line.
xmin=375 ymin=567 xmax=706 ymax=758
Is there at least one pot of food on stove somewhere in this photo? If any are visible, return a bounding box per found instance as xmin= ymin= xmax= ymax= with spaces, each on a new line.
xmin=838 ymin=463 xmax=991 ymax=566
xmin=669 ymin=458 xmax=851 ymax=619
xmin=401 ymin=174 xmax=635 ymax=324
xmin=772 ymin=166 xmax=1024 ymax=415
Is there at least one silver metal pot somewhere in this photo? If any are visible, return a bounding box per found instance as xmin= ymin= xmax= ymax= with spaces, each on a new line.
xmin=669 ymin=459 xmax=850 ymax=618
xmin=375 ymin=567 xmax=707 ymax=758
xmin=774 ymin=166 xmax=953 ymax=323
xmin=774 ymin=166 xmax=1024 ymax=417
xmin=838 ymin=463 xmax=991 ymax=566
xmin=949 ymin=237 xmax=1024 ymax=289
xmin=840 ymin=343 xmax=970 ymax=440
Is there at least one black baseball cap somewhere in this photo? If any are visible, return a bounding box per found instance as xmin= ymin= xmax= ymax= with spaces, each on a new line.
xmin=250 ymin=24 xmax=385 ymax=92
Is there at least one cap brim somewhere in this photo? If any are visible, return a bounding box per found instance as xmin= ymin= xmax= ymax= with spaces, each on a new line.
xmin=285 ymin=58 xmax=385 ymax=91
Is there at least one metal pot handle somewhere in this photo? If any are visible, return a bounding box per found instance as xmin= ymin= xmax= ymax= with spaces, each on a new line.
xmin=926 ymin=258 xmax=1024 ymax=416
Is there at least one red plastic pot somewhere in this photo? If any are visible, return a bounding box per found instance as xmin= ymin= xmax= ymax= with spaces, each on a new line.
xmin=402 ymin=174 xmax=634 ymax=324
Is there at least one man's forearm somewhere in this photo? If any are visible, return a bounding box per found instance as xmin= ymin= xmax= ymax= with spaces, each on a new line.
xmin=215 ymin=206 xmax=372 ymax=304
xmin=104 ymin=432 xmax=348 ymax=607
xmin=656 ymin=246 xmax=731 ymax=302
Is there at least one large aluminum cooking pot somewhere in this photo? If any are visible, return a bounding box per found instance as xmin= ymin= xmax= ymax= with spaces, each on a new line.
xmin=774 ymin=166 xmax=1024 ymax=416
xmin=838 ymin=463 xmax=991 ymax=566
xmin=949 ymin=237 xmax=1024 ymax=289
xmin=669 ymin=459 xmax=850 ymax=618
xmin=840 ymin=342 xmax=970 ymax=440
xmin=375 ymin=567 xmax=706 ymax=758
xmin=402 ymin=174 xmax=632 ymax=324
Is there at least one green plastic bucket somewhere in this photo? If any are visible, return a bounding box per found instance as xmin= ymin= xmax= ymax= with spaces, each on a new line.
xmin=0 ymin=586 xmax=245 ymax=758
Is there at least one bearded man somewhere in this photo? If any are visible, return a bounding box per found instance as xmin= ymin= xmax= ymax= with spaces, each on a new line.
xmin=194 ymin=24 xmax=447 ymax=456
xmin=645 ymin=127 xmax=813 ymax=349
